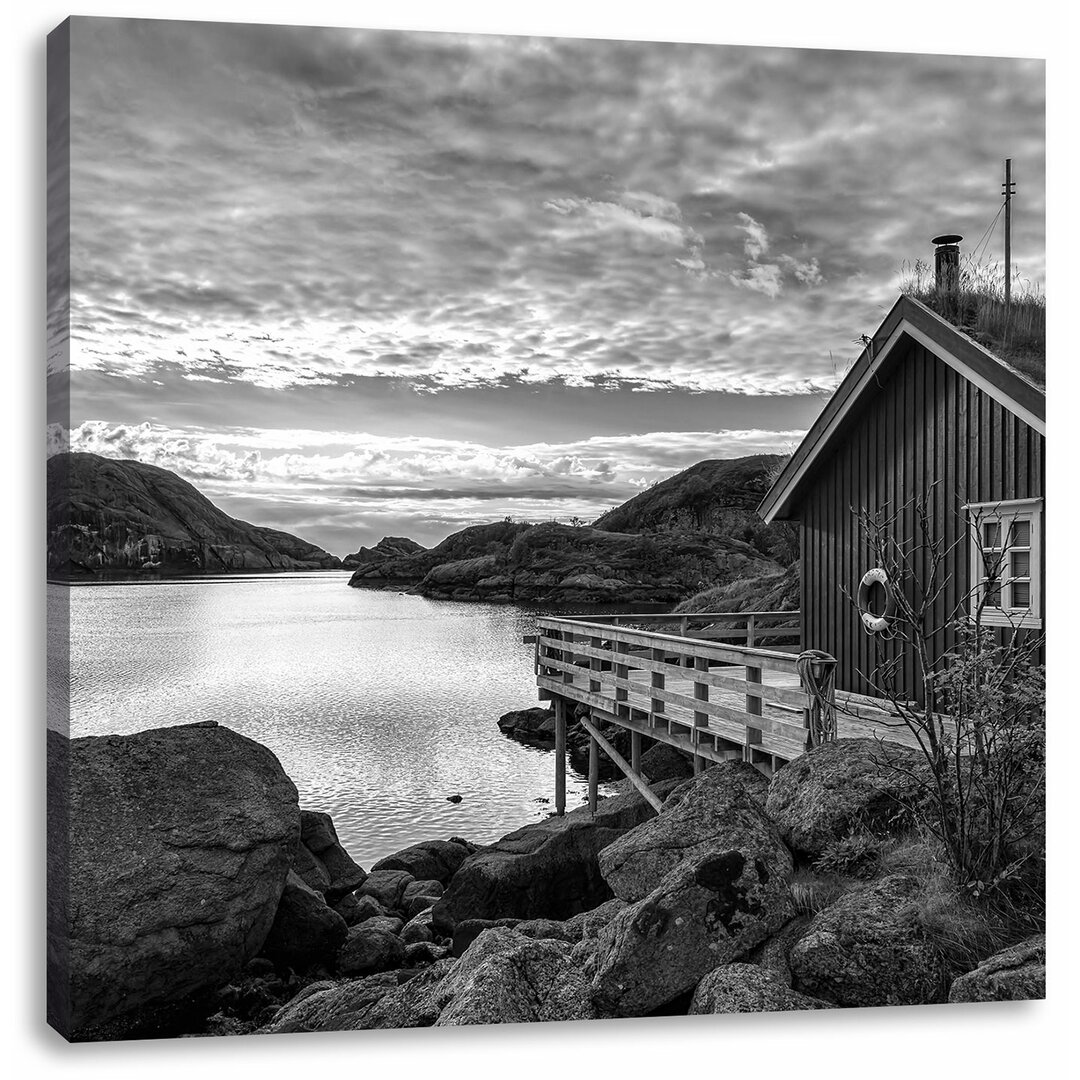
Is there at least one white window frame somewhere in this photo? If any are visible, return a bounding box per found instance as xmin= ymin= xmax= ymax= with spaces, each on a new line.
xmin=963 ymin=498 xmax=1042 ymax=629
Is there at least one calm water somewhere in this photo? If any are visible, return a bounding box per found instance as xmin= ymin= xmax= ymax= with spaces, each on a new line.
xmin=48 ymin=573 xmax=610 ymax=866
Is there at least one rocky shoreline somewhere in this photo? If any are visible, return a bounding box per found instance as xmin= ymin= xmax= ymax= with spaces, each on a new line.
xmin=47 ymin=719 xmax=1045 ymax=1042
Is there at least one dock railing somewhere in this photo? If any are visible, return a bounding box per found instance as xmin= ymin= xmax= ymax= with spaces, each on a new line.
xmin=529 ymin=610 xmax=836 ymax=815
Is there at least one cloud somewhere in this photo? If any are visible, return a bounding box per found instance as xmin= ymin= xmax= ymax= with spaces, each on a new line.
xmin=735 ymin=212 xmax=770 ymax=260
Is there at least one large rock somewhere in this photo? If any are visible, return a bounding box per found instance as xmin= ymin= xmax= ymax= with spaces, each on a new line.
xmin=432 ymin=781 xmax=681 ymax=934
xmin=356 ymin=869 xmax=415 ymax=912
xmin=497 ymin=707 xmax=557 ymax=742
xmin=371 ymin=839 xmax=475 ymax=885
xmin=637 ymin=742 xmax=694 ymax=782
xmin=598 ymin=761 xmax=775 ymax=903
xmin=435 ymin=929 xmax=595 ymax=1026
xmin=789 ymin=874 xmax=948 ymax=1007
xmin=298 ymin=811 xmax=367 ymax=901
xmin=53 ymin=722 xmax=299 ymax=1041
xmin=590 ymin=845 xmax=795 ymax=1017
xmin=689 ymin=963 xmax=835 ymax=1014
xmin=259 ymin=973 xmax=402 ymax=1034
xmin=948 ymin=936 xmax=1045 ymax=1003
xmin=357 ymin=960 xmax=458 ymax=1029
xmin=259 ymin=872 xmax=348 ymax=971
xmin=337 ymin=925 xmax=406 ymax=976
xmin=765 ymin=739 xmax=930 ymax=858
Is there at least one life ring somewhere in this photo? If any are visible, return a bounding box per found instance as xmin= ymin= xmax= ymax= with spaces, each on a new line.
xmin=858 ymin=567 xmax=895 ymax=633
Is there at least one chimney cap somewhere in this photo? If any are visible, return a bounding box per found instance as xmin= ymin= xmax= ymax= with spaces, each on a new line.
xmin=931 ymin=233 xmax=964 ymax=246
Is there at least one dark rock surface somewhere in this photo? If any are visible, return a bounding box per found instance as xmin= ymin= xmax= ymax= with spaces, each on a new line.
xmin=598 ymin=761 xmax=776 ymax=903
xmin=337 ymin=925 xmax=406 ymax=976
xmin=590 ymin=837 xmax=795 ymax=1016
xmin=948 ymin=936 xmax=1046 ymax=1003
xmin=259 ymin=872 xmax=348 ymax=971
xmin=689 ymin=963 xmax=835 ymax=1014
xmin=298 ymin=811 xmax=367 ymax=901
xmin=789 ymin=873 xmax=948 ymax=1007
xmin=54 ymin=721 xmax=299 ymax=1040
xmin=356 ymin=869 xmax=415 ymax=911
xmin=370 ymin=838 xmax=475 ymax=884
xmin=259 ymin=973 xmax=402 ymax=1034
xmin=47 ymin=451 xmax=341 ymax=578
xmin=765 ymin=739 xmax=931 ymax=858
xmin=432 ymin=781 xmax=682 ymax=934
xmin=637 ymin=742 xmax=695 ymax=782
xmin=498 ymin=707 xmax=557 ymax=742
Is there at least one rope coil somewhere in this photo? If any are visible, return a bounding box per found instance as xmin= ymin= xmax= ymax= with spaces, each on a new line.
xmin=797 ymin=649 xmax=838 ymax=748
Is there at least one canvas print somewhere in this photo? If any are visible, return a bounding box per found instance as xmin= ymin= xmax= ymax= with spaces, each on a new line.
xmin=46 ymin=16 xmax=1046 ymax=1042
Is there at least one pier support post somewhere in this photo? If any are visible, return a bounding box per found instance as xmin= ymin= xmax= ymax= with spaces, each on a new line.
xmin=554 ymin=697 xmax=567 ymax=816
xmin=588 ymin=732 xmax=599 ymax=814
xmin=630 ymin=729 xmax=641 ymax=775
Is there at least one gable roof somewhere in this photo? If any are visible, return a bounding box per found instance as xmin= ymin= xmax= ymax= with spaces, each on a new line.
xmin=758 ymin=294 xmax=1046 ymax=523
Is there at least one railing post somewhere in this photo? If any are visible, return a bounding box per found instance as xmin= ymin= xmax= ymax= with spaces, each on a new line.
xmin=589 ymin=636 xmax=602 ymax=693
xmin=588 ymin=730 xmax=599 ymax=814
xmin=615 ymin=640 xmax=630 ymax=720
xmin=744 ymin=659 xmax=763 ymax=765
xmin=747 ymin=614 xmax=756 ymax=648
xmin=693 ymin=654 xmax=709 ymax=775
xmin=562 ymin=631 xmax=575 ymax=687
xmin=554 ymin=697 xmax=567 ymax=816
xmin=650 ymin=647 xmax=665 ymax=728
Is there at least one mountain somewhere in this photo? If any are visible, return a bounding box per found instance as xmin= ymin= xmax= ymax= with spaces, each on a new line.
xmin=341 ymin=536 xmax=425 ymax=570
xmin=47 ymin=452 xmax=342 ymax=578
xmin=592 ymin=455 xmax=797 ymax=567
xmin=346 ymin=455 xmax=797 ymax=606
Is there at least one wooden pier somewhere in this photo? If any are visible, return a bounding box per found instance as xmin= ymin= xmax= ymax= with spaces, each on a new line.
xmin=529 ymin=610 xmax=921 ymax=815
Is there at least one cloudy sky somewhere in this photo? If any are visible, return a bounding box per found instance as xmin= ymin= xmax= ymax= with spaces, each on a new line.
xmin=49 ymin=17 xmax=1045 ymax=554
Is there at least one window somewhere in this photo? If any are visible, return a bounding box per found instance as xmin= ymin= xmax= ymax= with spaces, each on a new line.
xmin=965 ymin=498 xmax=1042 ymax=628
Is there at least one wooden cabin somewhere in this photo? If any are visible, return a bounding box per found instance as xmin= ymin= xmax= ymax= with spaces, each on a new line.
xmin=530 ymin=292 xmax=1045 ymax=808
xmin=758 ymin=293 xmax=1046 ymax=702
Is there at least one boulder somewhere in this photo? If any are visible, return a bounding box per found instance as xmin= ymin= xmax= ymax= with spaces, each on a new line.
xmin=513 ymin=918 xmax=578 ymax=943
xmin=948 ymin=936 xmax=1045 ymax=1003
xmin=765 ymin=739 xmax=930 ymax=858
xmin=259 ymin=872 xmax=349 ymax=971
xmin=598 ymin=761 xmax=778 ymax=903
xmin=497 ymin=707 xmax=557 ymax=742
xmin=291 ymin=842 xmax=332 ymax=895
xmin=298 ymin=811 xmax=367 ymax=901
xmin=361 ymin=915 xmax=405 ymax=937
xmin=689 ymin=963 xmax=835 ymax=1014
xmin=590 ymin=846 xmax=795 ymax=1017
xmin=54 ymin=722 xmax=299 ymax=1041
xmin=337 ymin=925 xmax=406 ymax=976
xmin=356 ymin=869 xmax=415 ymax=912
xmin=435 ymin=929 xmax=595 ymax=1026
xmin=400 ymin=909 xmax=435 ymax=945
xmin=747 ymin=915 xmax=813 ymax=985
xmin=432 ymin=780 xmax=682 ymax=935
xmin=371 ymin=839 xmax=475 ymax=885
xmin=637 ymin=742 xmax=694 ymax=782
xmin=403 ymin=941 xmax=452 ymax=966
xmin=259 ymin=973 xmax=401 ymax=1034
xmin=358 ymin=960 xmax=458 ymax=1029
xmin=452 ymin=917 xmax=521 ymax=957
xmin=351 ymin=895 xmax=387 ymax=923
xmin=402 ymin=879 xmax=445 ymax=920
xmin=331 ymin=892 xmax=365 ymax=927
xmin=789 ymin=874 xmax=948 ymax=1007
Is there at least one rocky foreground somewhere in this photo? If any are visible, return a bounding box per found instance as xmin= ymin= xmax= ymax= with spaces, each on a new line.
xmin=47 ymin=722 xmax=1044 ymax=1041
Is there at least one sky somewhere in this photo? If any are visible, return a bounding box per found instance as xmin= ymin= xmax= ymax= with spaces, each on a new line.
xmin=48 ymin=17 xmax=1045 ymax=555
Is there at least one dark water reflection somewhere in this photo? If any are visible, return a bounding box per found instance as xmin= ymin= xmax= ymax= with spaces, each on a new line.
xmin=51 ymin=573 xmax=613 ymax=866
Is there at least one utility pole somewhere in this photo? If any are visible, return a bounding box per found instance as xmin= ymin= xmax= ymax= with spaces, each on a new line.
xmin=1002 ymin=158 xmax=1015 ymax=315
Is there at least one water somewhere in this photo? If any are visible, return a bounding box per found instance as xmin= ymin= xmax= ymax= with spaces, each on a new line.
xmin=48 ymin=573 xmax=611 ymax=866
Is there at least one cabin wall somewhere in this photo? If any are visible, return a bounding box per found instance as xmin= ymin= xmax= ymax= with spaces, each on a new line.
xmin=796 ymin=338 xmax=1045 ymax=701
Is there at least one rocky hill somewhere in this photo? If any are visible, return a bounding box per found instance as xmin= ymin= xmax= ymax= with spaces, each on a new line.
xmin=47 ymin=452 xmax=342 ymax=578
xmin=348 ymin=519 xmax=783 ymax=606
xmin=347 ymin=454 xmax=796 ymax=606
xmin=593 ymin=455 xmax=797 ymax=567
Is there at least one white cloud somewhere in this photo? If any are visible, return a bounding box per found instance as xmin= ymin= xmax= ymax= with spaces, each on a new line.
xmin=735 ymin=212 xmax=770 ymax=260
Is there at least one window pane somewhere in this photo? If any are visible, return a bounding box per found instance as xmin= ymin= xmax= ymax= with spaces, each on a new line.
xmin=1011 ymin=581 xmax=1031 ymax=608
xmin=1011 ymin=550 xmax=1030 ymax=578
xmin=1010 ymin=519 xmax=1030 ymax=547
xmin=983 ymin=522 xmax=1001 ymax=549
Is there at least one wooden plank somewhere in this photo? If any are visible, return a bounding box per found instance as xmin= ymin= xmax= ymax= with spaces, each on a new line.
xmin=579 ymin=715 xmax=663 ymax=813
xmin=588 ymin=733 xmax=599 ymax=814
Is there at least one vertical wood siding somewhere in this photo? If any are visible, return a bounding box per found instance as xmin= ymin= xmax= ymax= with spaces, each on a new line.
xmin=796 ymin=339 xmax=1045 ymax=700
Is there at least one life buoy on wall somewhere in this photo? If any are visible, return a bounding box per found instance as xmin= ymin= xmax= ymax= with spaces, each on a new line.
xmin=858 ymin=567 xmax=896 ymax=633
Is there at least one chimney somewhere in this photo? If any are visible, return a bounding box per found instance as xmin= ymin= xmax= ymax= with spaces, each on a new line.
xmin=931 ymin=233 xmax=963 ymax=317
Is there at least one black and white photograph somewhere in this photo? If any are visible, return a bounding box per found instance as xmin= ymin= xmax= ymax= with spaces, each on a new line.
xmin=44 ymin=8 xmax=1050 ymax=1050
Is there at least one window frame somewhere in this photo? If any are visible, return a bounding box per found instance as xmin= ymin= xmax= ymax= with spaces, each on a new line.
xmin=963 ymin=497 xmax=1043 ymax=630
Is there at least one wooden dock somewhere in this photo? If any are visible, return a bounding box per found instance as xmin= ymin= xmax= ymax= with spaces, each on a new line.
xmin=530 ymin=610 xmax=921 ymax=815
